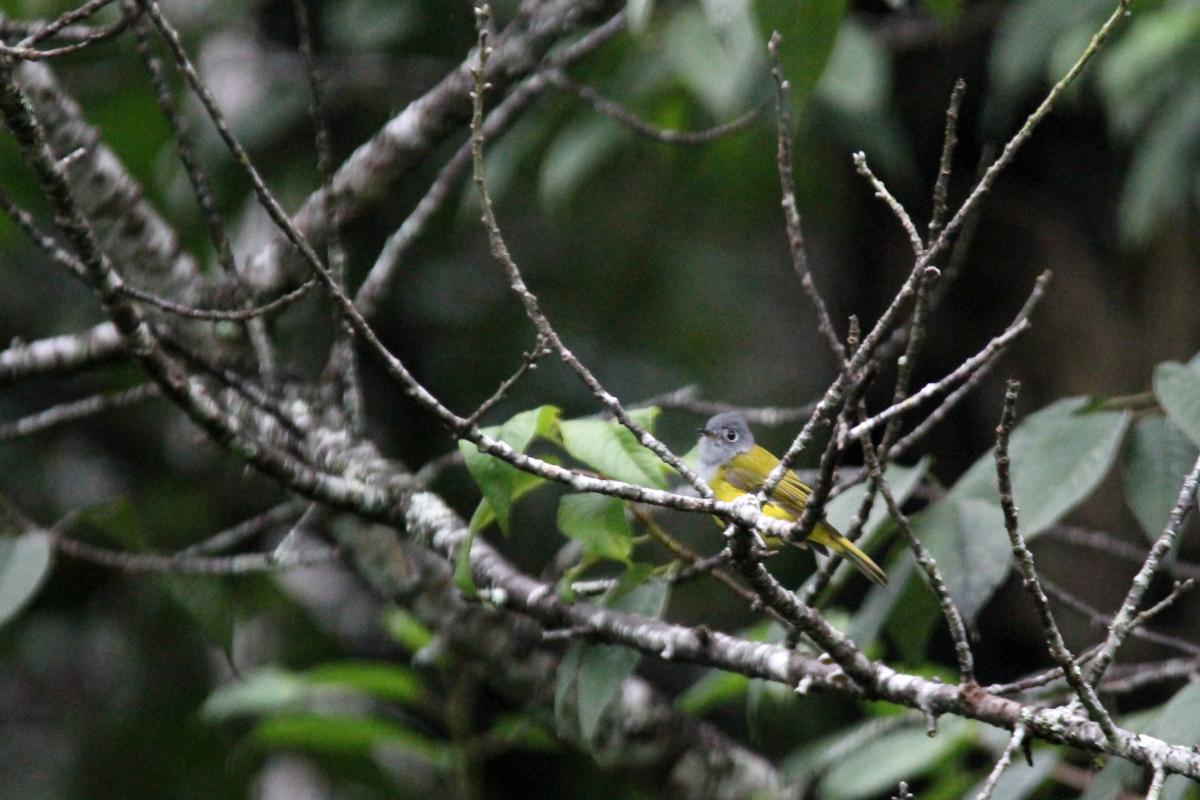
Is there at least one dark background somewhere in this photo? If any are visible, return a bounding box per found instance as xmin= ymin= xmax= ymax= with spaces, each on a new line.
xmin=1 ymin=0 xmax=1199 ymax=797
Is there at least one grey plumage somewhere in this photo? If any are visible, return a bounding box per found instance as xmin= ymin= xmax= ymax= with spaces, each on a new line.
xmin=697 ymin=411 xmax=754 ymax=482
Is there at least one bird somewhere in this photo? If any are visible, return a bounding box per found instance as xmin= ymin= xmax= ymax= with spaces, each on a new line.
xmin=697 ymin=411 xmax=888 ymax=585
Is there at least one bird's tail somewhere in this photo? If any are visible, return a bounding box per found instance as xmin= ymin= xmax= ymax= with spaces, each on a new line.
xmin=810 ymin=521 xmax=888 ymax=586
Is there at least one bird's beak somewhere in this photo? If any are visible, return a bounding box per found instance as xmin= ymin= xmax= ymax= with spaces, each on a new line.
xmin=698 ymin=427 xmax=714 ymax=439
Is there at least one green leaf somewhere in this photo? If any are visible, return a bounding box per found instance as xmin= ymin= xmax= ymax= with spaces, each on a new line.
xmin=468 ymin=461 xmax=552 ymax=533
xmin=205 ymin=663 xmax=426 ymax=722
xmin=74 ymin=498 xmax=143 ymax=550
xmin=557 ymin=493 xmax=633 ymax=563
xmin=576 ymin=641 xmax=643 ymax=745
xmin=663 ymin=5 xmax=762 ymax=117
xmin=460 ymin=406 xmax=560 ymax=535
xmin=754 ymin=0 xmax=848 ymax=110
xmin=920 ymin=499 xmax=1011 ymax=623
xmin=813 ymin=19 xmax=889 ymax=117
xmin=949 ymin=397 xmax=1130 ymax=535
xmin=1156 ymin=362 xmax=1200 ymax=448
xmin=252 ymin=714 xmax=448 ymax=759
xmin=486 ymin=714 xmax=558 ymax=752
xmin=819 ymin=718 xmax=971 ymax=800
xmin=0 ymin=532 xmax=52 ymax=627
xmin=825 ymin=458 xmax=929 ymax=535
xmin=675 ymin=670 xmax=750 ymax=715
xmin=305 ymin=661 xmax=424 ymax=705
xmin=383 ymin=607 xmax=433 ymax=653
xmin=1079 ymin=758 xmax=1141 ymax=800
xmin=1097 ymin=5 xmax=1200 ymax=137
xmin=539 ymin=114 xmax=626 ymax=209
xmin=202 ymin=668 xmax=310 ymax=720
xmin=983 ymin=0 xmax=1109 ymax=131
xmin=560 ymin=415 xmax=668 ymax=489
xmin=558 ymin=571 xmax=669 ymax=745
xmin=156 ymin=574 xmax=238 ymax=652
xmin=916 ymin=397 xmax=1128 ymax=621
xmin=1116 ymin=87 xmax=1200 ymax=245
xmin=454 ymin=528 xmax=478 ymax=596
xmin=1124 ymin=416 xmax=1199 ymax=541
xmin=851 ymin=558 xmax=916 ymax=647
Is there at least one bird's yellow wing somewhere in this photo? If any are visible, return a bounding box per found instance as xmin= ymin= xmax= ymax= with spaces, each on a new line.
xmin=726 ymin=445 xmax=813 ymax=518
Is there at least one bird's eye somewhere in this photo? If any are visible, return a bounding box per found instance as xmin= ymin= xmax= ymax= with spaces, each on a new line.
xmin=724 ymin=429 xmax=738 ymax=442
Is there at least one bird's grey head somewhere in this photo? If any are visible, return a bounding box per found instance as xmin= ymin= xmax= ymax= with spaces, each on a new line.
xmin=697 ymin=411 xmax=755 ymax=480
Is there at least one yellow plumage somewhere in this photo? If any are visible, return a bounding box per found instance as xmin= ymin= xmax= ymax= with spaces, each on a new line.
xmin=709 ymin=444 xmax=888 ymax=586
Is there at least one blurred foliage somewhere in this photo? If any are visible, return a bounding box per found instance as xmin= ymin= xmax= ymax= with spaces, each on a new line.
xmin=988 ymin=0 xmax=1200 ymax=245
xmin=2 ymin=0 xmax=1200 ymax=798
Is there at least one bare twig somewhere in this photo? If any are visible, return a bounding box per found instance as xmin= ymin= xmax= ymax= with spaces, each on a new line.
xmin=120 ymin=280 xmax=317 ymax=321
xmin=291 ymin=0 xmax=363 ymax=430
xmin=641 ymin=387 xmax=819 ymax=427
xmin=855 ymin=151 xmax=924 ymax=256
xmin=468 ymin=4 xmax=708 ymax=496
xmin=126 ymin=4 xmax=278 ymax=376
xmin=1086 ymin=449 xmax=1200 ymax=686
xmin=768 ymin=32 xmax=845 ymax=362
xmin=0 ymin=0 xmax=130 ymax=61
xmin=859 ymin=405 xmax=975 ymax=684
xmin=178 ymin=501 xmax=306 ymax=556
xmin=1051 ymin=525 xmax=1200 ymax=582
xmin=0 ymin=383 xmax=160 ymax=441
xmin=54 ymin=533 xmax=336 ymax=574
xmin=463 ymin=335 xmax=550 ymax=427
xmin=975 ymin=719 xmax=1028 ymax=800
xmin=927 ymin=80 xmax=966 ymax=243
xmin=996 ymin=380 xmax=1119 ymax=744
xmin=1041 ymin=577 xmax=1200 ymax=657
xmin=984 ymin=643 xmax=1104 ymax=696
xmin=550 ymin=72 xmax=762 ymax=145
xmin=844 ymin=318 xmax=1030 ymax=444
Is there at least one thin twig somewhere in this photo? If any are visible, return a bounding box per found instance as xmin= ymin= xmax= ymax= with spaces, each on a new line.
xmin=292 ymin=0 xmax=363 ymax=431
xmin=356 ymin=12 xmax=628 ymax=317
xmin=468 ymin=4 xmax=708 ymax=496
xmin=0 ymin=383 xmax=160 ymax=441
xmin=927 ymin=80 xmax=965 ymax=243
xmin=1041 ymin=577 xmax=1200 ymax=657
xmin=640 ymin=387 xmax=819 ymax=426
xmin=975 ymin=720 xmax=1027 ymax=800
xmin=177 ymin=501 xmax=306 ymax=556
xmin=845 ymin=318 xmax=1030 ymax=445
xmin=859 ymin=404 xmax=975 ymax=684
xmin=550 ymin=72 xmax=762 ymax=146
xmin=769 ymin=33 xmax=845 ymax=363
xmin=128 ymin=5 xmax=277 ymax=376
xmin=0 ymin=0 xmax=129 ymax=61
xmin=855 ymin=151 xmax=924 ymax=256
xmin=632 ymin=506 xmax=790 ymax=628
xmin=1051 ymin=525 xmax=1200 ymax=582
xmin=120 ymin=279 xmax=317 ymax=321
xmin=984 ymin=643 xmax=1105 ymax=696
xmin=1097 ymin=657 xmax=1200 ymax=696
xmin=1086 ymin=449 xmax=1200 ymax=686
xmin=54 ymin=534 xmax=337 ymax=574
xmin=463 ymin=334 xmax=550 ymax=427
xmin=996 ymin=380 xmax=1119 ymax=745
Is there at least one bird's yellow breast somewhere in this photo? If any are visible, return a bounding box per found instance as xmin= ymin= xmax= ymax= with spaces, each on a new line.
xmin=707 ymin=464 xmax=795 ymax=522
